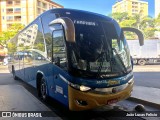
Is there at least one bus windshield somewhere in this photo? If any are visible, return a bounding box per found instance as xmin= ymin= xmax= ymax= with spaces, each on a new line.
xmin=69 ymin=20 xmax=132 ymax=79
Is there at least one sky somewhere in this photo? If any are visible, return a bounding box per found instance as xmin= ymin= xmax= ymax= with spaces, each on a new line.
xmin=53 ymin=0 xmax=155 ymax=17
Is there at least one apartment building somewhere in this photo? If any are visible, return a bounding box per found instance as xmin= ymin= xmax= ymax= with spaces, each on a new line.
xmin=155 ymin=0 xmax=160 ymax=18
xmin=112 ymin=0 xmax=148 ymax=16
xmin=0 ymin=0 xmax=63 ymax=33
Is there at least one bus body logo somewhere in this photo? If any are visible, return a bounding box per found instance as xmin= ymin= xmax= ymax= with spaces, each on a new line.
xmin=108 ymin=80 xmax=120 ymax=86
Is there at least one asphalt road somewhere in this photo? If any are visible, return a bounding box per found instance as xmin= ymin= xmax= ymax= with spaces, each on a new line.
xmin=1 ymin=64 xmax=159 ymax=88
xmin=133 ymin=65 xmax=160 ymax=89
xmin=0 ymin=65 xmax=159 ymax=120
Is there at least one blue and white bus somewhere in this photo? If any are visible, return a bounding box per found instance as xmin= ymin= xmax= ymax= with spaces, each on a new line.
xmin=8 ymin=8 xmax=144 ymax=111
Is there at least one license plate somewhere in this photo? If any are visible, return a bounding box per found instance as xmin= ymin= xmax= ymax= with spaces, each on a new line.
xmin=107 ymin=98 xmax=118 ymax=105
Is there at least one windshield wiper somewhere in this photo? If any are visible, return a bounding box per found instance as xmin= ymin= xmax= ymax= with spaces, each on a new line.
xmin=112 ymin=48 xmax=128 ymax=74
xmin=96 ymin=52 xmax=105 ymax=78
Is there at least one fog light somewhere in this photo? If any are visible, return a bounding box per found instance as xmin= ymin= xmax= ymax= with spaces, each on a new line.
xmin=76 ymin=100 xmax=88 ymax=106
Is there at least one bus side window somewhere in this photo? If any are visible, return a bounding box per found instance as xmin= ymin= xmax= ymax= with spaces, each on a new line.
xmin=53 ymin=29 xmax=67 ymax=69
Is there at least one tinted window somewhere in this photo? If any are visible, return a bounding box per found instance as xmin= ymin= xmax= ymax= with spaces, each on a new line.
xmin=53 ymin=28 xmax=67 ymax=69
xmin=41 ymin=12 xmax=57 ymax=59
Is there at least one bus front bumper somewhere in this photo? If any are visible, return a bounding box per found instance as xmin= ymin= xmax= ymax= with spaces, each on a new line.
xmin=68 ymin=81 xmax=133 ymax=111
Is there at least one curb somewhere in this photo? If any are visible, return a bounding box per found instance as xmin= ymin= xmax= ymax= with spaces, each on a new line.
xmin=128 ymin=96 xmax=160 ymax=110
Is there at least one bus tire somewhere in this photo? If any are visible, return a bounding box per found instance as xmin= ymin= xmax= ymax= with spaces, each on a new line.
xmin=40 ymin=78 xmax=49 ymax=102
xmin=138 ymin=59 xmax=146 ymax=65
xmin=12 ymin=66 xmax=18 ymax=80
xmin=133 ymin=59 xmax=137 ymax=64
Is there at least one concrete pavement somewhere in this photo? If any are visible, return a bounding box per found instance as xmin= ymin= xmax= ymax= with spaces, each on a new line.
xmin=131 ymin=65 xmax=160 ymax=109
xmin=130 ymin=86 xmax=160 ymax=109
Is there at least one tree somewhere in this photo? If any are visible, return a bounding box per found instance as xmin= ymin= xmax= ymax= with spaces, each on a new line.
xmin=110 ymin=12 xmax=157 ymax=39
xmin=7 ymin=42 xmax=17 ymax=54
xmin=8 ymin=23 xmax=24 ymax=33
xmin=0 ymin=23 xmax=24 ymax=46
xmin=110 ymin=12 xmax=129 ymax=22
xmin=155 ymin=14 xmax=160 ymax=31
xmin=120 ymin=19 xmax=136 ymax=27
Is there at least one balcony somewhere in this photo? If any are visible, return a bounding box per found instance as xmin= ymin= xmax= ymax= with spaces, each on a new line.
xmin=14 ymin=11 xmax=21 ymax=14
xmin=6 ymin=19 xmax=14 ymax=22
xmin=14 ymin=18 xmax=21 ymax=21
xmin=6 ymin=12 xmax=14 ymax=14
xmin=6 ymin=4 xmax=13 ymax=7
xmin=6 ymin=9 xmax=13 ymax=14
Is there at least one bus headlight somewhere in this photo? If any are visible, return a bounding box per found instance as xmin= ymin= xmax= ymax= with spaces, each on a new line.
xmin=70 ymin=83 xmax=91 ymax=92
xmin=80 ymin=85 xmax=91 ymax=92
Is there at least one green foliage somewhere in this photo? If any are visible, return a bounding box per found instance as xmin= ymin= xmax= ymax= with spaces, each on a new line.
xmin=120 ymin=19 xmax=136 ymax=27
xmin=111 ymin=12 xmax=159 ymax=39
xmin=0 ymin=23 xmax=24 ymax=46
xmin=7 ymin=42 xmax=17 ymax=54
xmin=110 ymin=12 xmax=129 ymax=22
xmin=143 ymin=28 xmax=156 ymax=39
xmin=35 ymin=43 xmax=45 ymax=52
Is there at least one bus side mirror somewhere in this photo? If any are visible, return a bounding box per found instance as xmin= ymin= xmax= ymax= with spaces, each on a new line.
xmin=49 ymin=17 xmax=75 ymax=43
xmin=122 ymin=27 xmax=144 ymax=46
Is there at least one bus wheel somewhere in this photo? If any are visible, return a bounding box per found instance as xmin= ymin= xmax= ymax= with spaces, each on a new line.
xmin=12 ymin=66 xmax=18 ymax=80
xmin=138 ymin=59 xmax=146 ymax=65
xmin=40 ymin=78 xmax=48 ymax=101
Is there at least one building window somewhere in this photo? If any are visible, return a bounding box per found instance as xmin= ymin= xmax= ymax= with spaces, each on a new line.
xmin=49 ymin=5 xmax=52 ymax=9
xmin=15 ymin=0 xmax=20 ymax=5
xmin=132 ymin=2 xmax=138 ymax=5
xmin=37 ymin=8 xmax=41 ymax=15
xmin=2 ymin=16 xmax=5 ymax=20
xmin=6 ymin=8 xmax=13 ymax=14
xmin=42 ymin=2 xmax=47 ymax=9
xmin=37 ymin=1 xmax=41 ymax=7
xmin=14 ymin=8 xmax=21 ymax=13
xmin=52 ymin=6 xmax=56 ymax=9
xmin=22 ymin=16 xmax=26 ymax=19
xmin=7 ymin=1 xmax=13 ymax=5
xmin=14 ymin=16 xmax=21 ymax=21
xmin=132 ymin=6 xmax=138 ymax=9
xmin=6 ymin=16 xmax=14 ymax=21
xmin=29 ymin=15 xmax=33 ymax=21
xmin=29 ymin=8 xmax=33 ymax=12
xmin=2 ymin=24 xmax=6 ymax=29
xmin=22 ymin=8 xmax=26 ymax=12
xmin=7 ymin=24 xmax=12 ymax=28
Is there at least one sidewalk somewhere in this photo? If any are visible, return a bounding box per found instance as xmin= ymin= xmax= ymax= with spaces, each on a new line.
xmin=0 ymin=85 xmax=62 ymax=120
xmin=130 ymin=85 xmax=160 ymax=108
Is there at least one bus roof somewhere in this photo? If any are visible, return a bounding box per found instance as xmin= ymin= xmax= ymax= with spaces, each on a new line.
xmin=41 ymin=8 xmax=113 ymax=22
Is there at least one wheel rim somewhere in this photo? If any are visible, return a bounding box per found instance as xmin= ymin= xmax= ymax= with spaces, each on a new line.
xmin=41 ymin=79 xmax=47 ymax=99
xmin=139 ymin=60 xmax=145 ymax=65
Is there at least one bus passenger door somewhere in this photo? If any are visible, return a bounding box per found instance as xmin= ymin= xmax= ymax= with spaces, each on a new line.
xmin=51 ymin=24 xmax=69 ymax=106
